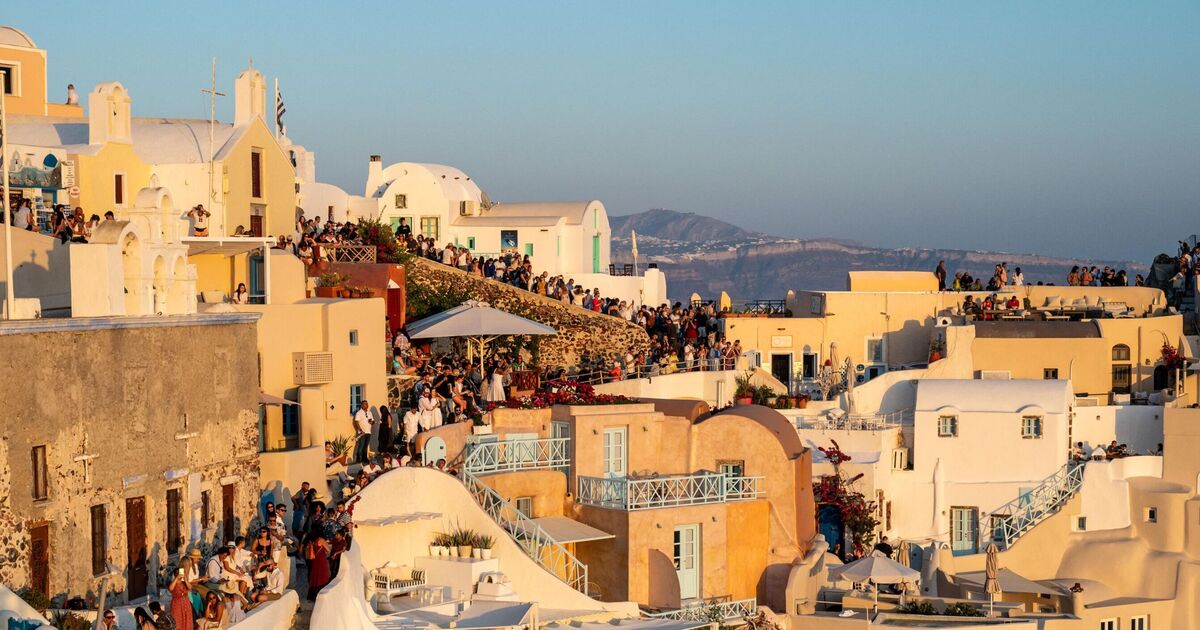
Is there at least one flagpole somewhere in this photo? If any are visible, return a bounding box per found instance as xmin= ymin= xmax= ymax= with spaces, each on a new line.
xmin=273 ymin=78 xmax=279 ymax=139
xmin=2 ymin=69 xmax=14 ymax=319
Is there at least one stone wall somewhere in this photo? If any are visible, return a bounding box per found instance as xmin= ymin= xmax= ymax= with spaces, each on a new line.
xmin=405 ymin=258 xmax=650 ymax=367
xmin=0 ymin=315 xmax=262 ymax=605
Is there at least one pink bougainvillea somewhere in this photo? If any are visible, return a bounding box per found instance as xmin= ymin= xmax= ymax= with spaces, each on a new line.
xmin=814 ymin=440 xmax=880 ymax=556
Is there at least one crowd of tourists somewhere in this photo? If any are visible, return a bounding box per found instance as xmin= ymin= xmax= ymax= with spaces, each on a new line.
xmin=933 ymin=260 xmax=1143 ymax=292
xmin=3 ymin=199 xmax=117 ymax=244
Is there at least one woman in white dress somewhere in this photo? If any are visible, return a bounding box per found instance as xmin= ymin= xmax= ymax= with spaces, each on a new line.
xmin=485 ymin=361 xmax=508 ymax=403
xmin=402 ymin=404 xmax=421 ymax=453
xmin=417 ymin=389 xmax=443 ymax=431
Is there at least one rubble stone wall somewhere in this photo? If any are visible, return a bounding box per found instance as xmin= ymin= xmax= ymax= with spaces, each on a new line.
xmin=406 ymin=258 xmax=650 ymax=367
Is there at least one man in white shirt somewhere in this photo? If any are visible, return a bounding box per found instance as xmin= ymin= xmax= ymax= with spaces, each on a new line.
xmin=206 ymin=547 xmax=227 ymax=585
xmin=253 ymin=559 xmax=286 ymax=602
xmin=353 ymin=400 xmax=373 ymax=464
xmin=1011 ymin=267 xmax=1024 ymax=287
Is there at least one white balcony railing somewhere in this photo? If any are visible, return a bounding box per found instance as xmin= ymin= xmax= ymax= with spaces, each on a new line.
xmin=464 ymin=437 xmax=569 ymax=475
xmin=577 ymin=473 xmax=765 ymax=511
xmin=795 ymin=410 xmax=910 ymax=431
xmin=646 ymin=598 xmax=758 ymax=622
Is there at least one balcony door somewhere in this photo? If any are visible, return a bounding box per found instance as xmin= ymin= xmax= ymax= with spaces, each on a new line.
xmin=950 ymin=506 xmax=978 ymax=556
xmin=602 ymin=427 xmax=626 ymax=478
xmin=673 ymin=524 xmax=700 ymax=601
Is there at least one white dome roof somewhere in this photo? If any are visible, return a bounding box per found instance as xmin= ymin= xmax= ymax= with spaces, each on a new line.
xmin=0 ymin=26 xmax=36 ymax=49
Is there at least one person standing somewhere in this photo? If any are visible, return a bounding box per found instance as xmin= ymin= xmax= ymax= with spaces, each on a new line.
xmin=353 ymin=400 xmax=373 ymax=464
xmin=934 ymin=260 xmax=947 ymax=291
xmin=305 ymin=533 xmax=332 ymax=601
xmin=167 ymin=569 xmax=193 ymax=630
xmin=377 ymin=405 xmax=394 ymax=455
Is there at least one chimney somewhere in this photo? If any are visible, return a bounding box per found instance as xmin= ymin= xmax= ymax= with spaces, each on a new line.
xmin=88 ymin=82 xmax=132 ymax=145
xmin=234 ymin=68 xmax=266 ymax=126
xmin=366 ymin=155 xmax=384 ymax=196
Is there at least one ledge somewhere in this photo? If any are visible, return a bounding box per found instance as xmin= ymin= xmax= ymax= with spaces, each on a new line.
xmin=0 ymin=312 xmax=261 ymax=336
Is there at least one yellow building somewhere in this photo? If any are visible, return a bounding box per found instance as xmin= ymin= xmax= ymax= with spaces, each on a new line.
xmin=0 ymin=26 xmax=82 ymax=118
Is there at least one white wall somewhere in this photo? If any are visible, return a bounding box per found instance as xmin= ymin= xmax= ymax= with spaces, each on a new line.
xmin=1077 ymin=456 xmax=1163 ymax=532
xmin=1070 ymin=405 xmax=1164 ymax=455
xmin=571 ymin=268 xmax=667 ymax=308
xmin=299 ymin=181 xmax=352 ymax=223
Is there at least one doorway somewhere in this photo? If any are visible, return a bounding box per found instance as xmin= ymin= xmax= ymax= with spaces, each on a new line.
xmin=221 ymin=484 xmax=236 ymax=543
xmin=770 ymin=353 xmax=793 ymax=393
xmin=126 ymin=498 xmax=149 ymax=600
xmin=29 ymin=524 xmax=49 ymax=597
xmin=602 ymin=427 xmax=627 ymax=478
xmin=673 ymin=524 xmax=700 ymax=601
xmin=592 ymin=234 xmax=601 ymax=273
xmin=950 ymin=506 xmax=979 ymax=556
xmin=818 ymin=504 xmax=845 ymax=559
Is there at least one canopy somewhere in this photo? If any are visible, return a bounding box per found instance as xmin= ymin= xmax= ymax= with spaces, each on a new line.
xmin=406 ymin=300 xmax=556 ymax=360
xmin=531 ymin=516 xmax=615 ymax=544
xmin=956 ymin=568 xmax=1060 ymax=596
xmin=259 ymin=392 xmax=299 ymax=406
xmin=836 ymin=553 xmax=921 ymax=585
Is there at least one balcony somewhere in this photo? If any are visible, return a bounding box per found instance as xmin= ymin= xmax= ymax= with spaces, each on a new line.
xmin=576 ymin=472 xmax=764 ymax=511
xmin=645 ymin=597 xmax=757 ymax=622
xmin=322 ymin=243 xmax=377 ymax=263
xmin=793 ymin=410 xmax=909 ymax=431
xmin=463 ymin=437 xmax=569 ymax=475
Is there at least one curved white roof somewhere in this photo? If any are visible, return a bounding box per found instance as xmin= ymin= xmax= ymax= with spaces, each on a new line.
xmin=132 ymin=119 xmax=246 ymax=164
xmin=0 ymin=26 xmax=36 ymax=49
xmin=482 ymin=200 xmax=604 ymax=226
xmin=376 ymin=162 xmax=482 ymax=202
xmin=915 ymin=379 xmax=1071 ymax=414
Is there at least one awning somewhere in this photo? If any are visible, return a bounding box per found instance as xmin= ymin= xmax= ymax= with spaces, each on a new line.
xmin=956 ymin=568 xmax=1060 ymax=596
xmin=184 ymin=236 xmax=273 ymax=257
xmin=356 ymin=512 xmax=443 ymax=527
xmin=258 ymin=392 xmax=298 ymax=406
xmin=531 ymin=516 xmax=614 ymax=544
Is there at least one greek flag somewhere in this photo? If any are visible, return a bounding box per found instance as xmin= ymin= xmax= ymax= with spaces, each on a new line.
xmin=275 ymin=85 xmax=287 ymax=136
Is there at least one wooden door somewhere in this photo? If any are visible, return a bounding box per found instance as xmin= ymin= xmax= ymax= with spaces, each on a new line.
xmin=386 ymin=287 xmax=406 ymax=328
xmin=125 ymin=498 xmax=148 ymax=600
xmin=673 ymin=524 xmax=700 ymax=601
xmin=29 ymin=524 xmax=49 ymax=597
xmin=249 ymin=215 xmax=264 ymax=238
xmin=222 ymin=484 xmax=236 ymax=543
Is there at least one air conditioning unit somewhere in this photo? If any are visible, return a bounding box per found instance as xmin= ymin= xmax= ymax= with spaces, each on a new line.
xmin=891 ymin=448 xmax=910 ymax=471
xmin=1074 ymin=397 xmax=1101 ymax=407
xmin=978 ymin=370 xmax=1011 ymax=380
xmin=293 ymin=352 xmax=334 ymax=385
xmin=743 ymin=350 xmax=762 ymax=369
xmin=935 ymin=316 xmax=954 ymax=327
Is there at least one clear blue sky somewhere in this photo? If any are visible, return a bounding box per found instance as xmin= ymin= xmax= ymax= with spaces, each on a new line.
xmin=8 ymin=1 xmax=1199 ymax=261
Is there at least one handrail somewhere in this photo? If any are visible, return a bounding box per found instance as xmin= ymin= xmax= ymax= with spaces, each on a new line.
xmin=795 ymin=410 xmax=911 ymax=431
xmin=980 ymin=460 xmax=1086 ymax=550
xmin=460 ymin=469 xmax=588 ymax=593
xmin=463 ymin=437 xmax=570 ymax=475
xmin=645 ymin=597 xmax=757 ymax=621
xmin=577 ymin=473 xmax=765 ymax=511
xmin=322 ymin=243 xmax=377 ymax=263
xmin=568 ymin=358 xmax=736 ymax=386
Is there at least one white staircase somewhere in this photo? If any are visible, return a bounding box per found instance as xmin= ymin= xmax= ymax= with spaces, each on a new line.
xmin=981 ymin=461 xmax=1086 ymax=550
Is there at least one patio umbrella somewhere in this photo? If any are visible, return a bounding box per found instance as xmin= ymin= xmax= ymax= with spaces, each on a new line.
xmin=843 ymin=356 xmax=856 ymax=414
xmin=405 ymin=299 xmax=557 ymax=360
xmin=985 ymin=543 xmax=1001 ymax=615
xmin=836 ymin=554 xmax=920 ymax=612
xmin=897 ymin=541 xmax=912 ymax=568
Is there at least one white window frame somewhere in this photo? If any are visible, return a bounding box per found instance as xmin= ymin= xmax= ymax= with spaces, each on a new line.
xmin=937 ymin=415 xmax=958 ymax=437
xmin=1021 ymin=416 xmax=1044 ymax=439
xmin=602 ymin=427 xmax=627 ymax=479
xmin=1073 ymin=515 xmax=1087 ymax=531
xmin=865 ymin=337 xmax=886 ymax=365
xmin=1129 ymin=614 xmax=1148 ymax=630
xmin=419 ymin=216 xmax=440 ymax=241
xmin=1099 ymin=619 xmax=1117 ymax=630
xmin=514 ymin=496 xmax=533 ymax=518
xmin=349 ymin=329 xmax=359 ymax=346
xmin=0 ymin=61 xmax=21 ymax=97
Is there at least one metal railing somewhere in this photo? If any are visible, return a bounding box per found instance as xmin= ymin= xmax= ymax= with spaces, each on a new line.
xmin=461 ymin=470 xmax=588 ymax=593
xmin=463 ymin=437 xmax=569 ymax=475
xmin=794 ymin=410 xmax=911 ymax=431
xmin=729 ymin=300 xmax=789 ymax=315
xmin=322 ymin=243 xmax=377 ymax=263
xmin=577 ymin=473 xmax=765 ymax=511
xmin=980 ymin=460 xmax=1086 ymax=550
xmin=568 ymin=358 xmax=736 ymax=386
xmin=645 ymin=598 xmax=758 ymax=622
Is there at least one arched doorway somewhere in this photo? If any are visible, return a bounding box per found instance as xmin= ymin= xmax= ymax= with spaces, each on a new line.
xmin=818 ymin=504 xmax=846 ymax=560
xmin=121 ymin=232 xmax=142 ymax=315
xmin=152 ymin=256 xmax=166 ymax=315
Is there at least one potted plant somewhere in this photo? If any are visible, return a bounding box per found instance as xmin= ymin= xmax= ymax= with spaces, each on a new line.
xmin=429 ymin=534 xmax=443 ymax=557
xmin=328 ymin=435 xmax=351 ymax=466
xmin=315 ymin=271 xmax=345 ymax=298
xmin=358 ymin=286 xmax=376 ymax=299
xmin=795 ymin=393 xmax=811 ymax=409
xmin=476 ymin=534 xmax=495 ymax=560
xmin=452 ymin=524 xmax=475 ymax=559
xmin=734 ymin=371 xmax=755 ymax=405
xmin=929 ymin=337 xmax=945 ymax=362
xmin=434 ymin=532 xmax=452 ymax=557
xmin=753 ymin=384 xmax=775 ymax=406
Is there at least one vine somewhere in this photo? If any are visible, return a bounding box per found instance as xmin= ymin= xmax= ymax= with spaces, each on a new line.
xmin=813 ymin=440 xmax=880 ymax=557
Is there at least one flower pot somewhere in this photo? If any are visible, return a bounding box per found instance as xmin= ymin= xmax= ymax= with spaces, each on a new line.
xmin=315 ymin=286 xmax=339 ymax=298
xmin=438 ymin=546 xmax=449 ymax=557
xmin=736 ymin=396 xmax=753 ymax=406
xmin=457 ymin=545 xmax=473 ymax=559
xmin=797 ymin=398 xmax=809 ymax=409
xmin=429 ymin=544 xmax=439 ymax=557
xmin=929 ymin=351 xmax=942 ymax=362
xmin=480 ymin=548 xmax=493 ymax=560
xmin=339 ymin=289 xmax=352 ymax=298
xmin=472 ymin=548 xmax=482 ymax=559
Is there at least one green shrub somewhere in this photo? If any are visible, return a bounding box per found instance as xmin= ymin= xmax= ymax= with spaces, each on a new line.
xmin=17 ymin=587 xmax=51 ymax=612
xmin=896 ymin=599 xmax=938 ymax=615
xmin=944 ymin=602 xmax=986 ymax=617
xmin=51 ymin=611 xmax=91 ymax=630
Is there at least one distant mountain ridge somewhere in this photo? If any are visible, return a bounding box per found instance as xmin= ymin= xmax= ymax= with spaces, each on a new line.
xmin=608 ymin=209 xmax=1148 ymax=300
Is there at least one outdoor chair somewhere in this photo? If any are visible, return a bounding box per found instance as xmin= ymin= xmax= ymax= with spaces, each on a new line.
xmin=369 ymin=563 xmax=427 ymax=610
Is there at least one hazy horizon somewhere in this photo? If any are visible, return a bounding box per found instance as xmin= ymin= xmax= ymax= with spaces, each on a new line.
xmin=6 ymin=1 xmax=1197 ymax=262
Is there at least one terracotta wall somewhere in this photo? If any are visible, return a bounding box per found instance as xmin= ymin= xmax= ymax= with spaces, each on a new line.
xmin=480 ymin=470 xmax=566 ymax=518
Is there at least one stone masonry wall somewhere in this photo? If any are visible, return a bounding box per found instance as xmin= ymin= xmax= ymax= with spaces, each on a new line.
xmin=406 ymin=258 xmax=650 ymax=367
xmin=0 ymin=316 xmax=262 ymax=605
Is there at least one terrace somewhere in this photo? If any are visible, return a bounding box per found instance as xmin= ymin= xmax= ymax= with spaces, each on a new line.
xmin=576 ymin=471 xmax=765 ymax=511
xmin=792 ymin=409 xmax=911 ymax=432
xmin=462 ymin=436 xmax=570 ymax=475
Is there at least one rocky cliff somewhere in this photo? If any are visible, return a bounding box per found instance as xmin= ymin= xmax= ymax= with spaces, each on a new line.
xmin=405 ymin=258 xmax=650 ymax=367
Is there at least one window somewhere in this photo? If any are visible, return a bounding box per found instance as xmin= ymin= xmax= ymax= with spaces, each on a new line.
xmin=1130 ymin=615 xmax=1149 ymax=630
xmin=1044 ymin=368 xmax=1059 ymax=380
xmin=350 ymin=384 xmax=366 ymax=413
xmin=524 ymin=243 xmax=534 ymax=256
xmin=419 ymin=216 xmax=439 ymax=240
xmin=349 ymin=330 xmax=359 ymax=346
xmin=282 ymin=404 xmax=299 ymax=439
xmin=937 ymin=415 xmax=958 ymax=437
xmin=1099 ymin=619 xmax=1117 ymax=630
xmin=1021 ymin=416 xmax=1044 ymax=439
xmin=459 ymin=200 xmax=471 ymax=216
xmin=809 ymin=295 xmax=824 ymax=315
xmin=1144 ymin=507 xmax=1157 ymax=523
xmin=718 ymin=461 xmax=745 ymax=478
xmin=467 ymin=237 xmax=476 ymax=250
xmin=201 ymin=490 xmax=212 ymax=530
xmin=166 ymin=488 xmax=182 ymax=555
xmin=0 ymin=63 xmax=16 ymax=95
xmin=514 ymin=496 xmax=533 ymax=518
xmin=31 ymin=445 xmax=48 ymax=500
xmin=1074 ymin=516 xmax=1087 ymax=531
xmin=250 ymin=150 xmax=263 ymax=198
xmin=1112 ymin=344 xmax=1131 ymax=361
xmin=394 ymin=193 xmax=407 ymax=209
xmin=866 ymin=338 xmax=885 ymax=364
xmin=114 ymin=173 xmax=125 ymax=206
xmin=1112 ymin=365 xmax=1132 ymax=395
xmin=90 ymin=504 xmax=107 ymax=576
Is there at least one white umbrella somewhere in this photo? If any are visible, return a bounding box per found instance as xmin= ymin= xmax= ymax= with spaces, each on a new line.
xmin=984 ymin=542 xmax=1002 ymax=616
xmin=405 ymin=299 xmax=557 ymax=360
xmin=836 ymin=554 xmax=920 ymax=613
